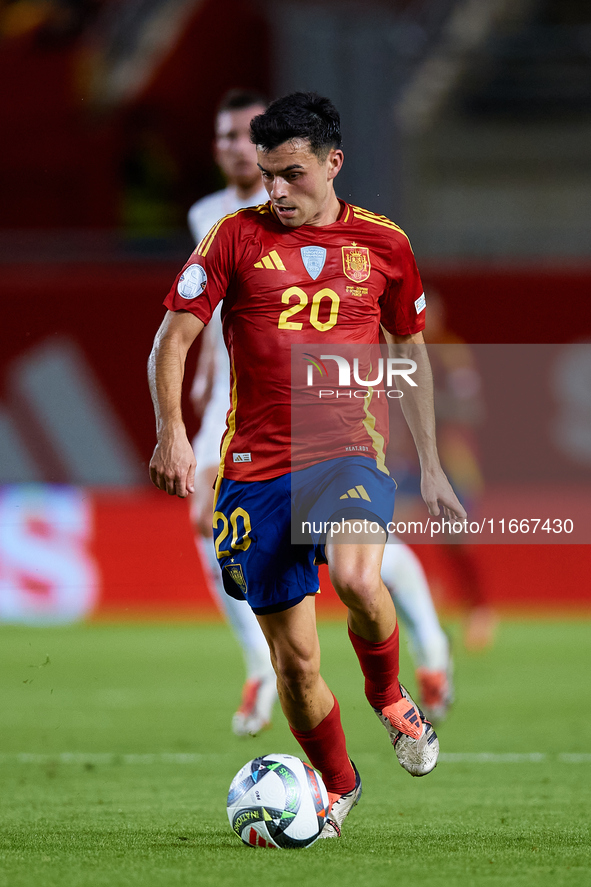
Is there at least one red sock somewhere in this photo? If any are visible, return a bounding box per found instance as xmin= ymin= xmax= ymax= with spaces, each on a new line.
xmin=290 ymin=696 xmax=355 ymax=795
xmin=348 ymin=624 xmax=402 ymax=710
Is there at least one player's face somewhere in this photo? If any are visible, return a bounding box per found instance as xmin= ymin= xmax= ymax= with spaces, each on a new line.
xmin=214 ymin=105 xmax=266 ymax=189
xmin=256 ymin=139 xmax=344 ymax=227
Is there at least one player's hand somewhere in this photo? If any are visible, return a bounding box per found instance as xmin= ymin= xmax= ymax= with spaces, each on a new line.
xmin=149 ymin=431 xmax=196 ymax=498
xmin=420 ymin=466 xmax=467 ymax=521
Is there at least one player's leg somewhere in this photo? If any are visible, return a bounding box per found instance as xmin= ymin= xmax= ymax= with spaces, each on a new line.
xmin=326 ymin=524 xmax=439 ymax=776
xmin=326 ymin=524 xmax=401 ymax=703
xmin=193 ymin=468 xmax=272 ymax=678
xmin=294 ymin=455 xmax=437 ymax=774
xmin=255 ymin=594 xmax=332 ymax=731
xmin=444 ymin=542 xmax=496 ymax=650
xmin=256 ymin=595 xmax=361 ymax=837
xmin=192 ymin=463 xmax=276 ymax=735
xmin=381 ymin=539 xmax=453 ymax=722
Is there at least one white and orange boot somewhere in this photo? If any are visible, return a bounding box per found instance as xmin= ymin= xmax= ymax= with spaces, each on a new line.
xmin=375 ymin=684 xmax=439 ymax=776
xmin=231 ymin=672 xmax=277 ymax=737
xmin=416 ymin=665 xmax=454 ymax=725
xmin=319 ymin=761 xmax=362 ymax=838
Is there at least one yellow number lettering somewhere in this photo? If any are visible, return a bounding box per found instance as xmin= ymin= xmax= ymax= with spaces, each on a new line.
xmin=310 ymin=288 xmax=340 ymax=332
xmin=278 ymin=287 xmax=308 ymax=330
xmin=230 ymin=507 xmax=252 ymax=551
xmin=278 ymin=286 xmax=340 ymax=331
xmin=213 ymin=507 xmax=252 ymax=556
xmin=213 ymin=510 xmax=230 ymax=558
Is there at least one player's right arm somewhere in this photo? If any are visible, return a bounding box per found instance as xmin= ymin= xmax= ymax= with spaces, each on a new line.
xmin=148 ymin=309 xmax=204 ymax=498
xmin=150 ymin=210 xmax=240 ymax=495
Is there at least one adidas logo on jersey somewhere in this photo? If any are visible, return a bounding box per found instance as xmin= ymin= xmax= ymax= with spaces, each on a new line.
xmin=339 ymin=485 xmax=372 ymax=501
xmin=254 ymin=250 xmax=286 ymax=271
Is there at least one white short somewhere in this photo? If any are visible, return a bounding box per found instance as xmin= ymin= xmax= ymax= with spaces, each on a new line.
xmin=192 ymin=383 xmax=228 ymax=472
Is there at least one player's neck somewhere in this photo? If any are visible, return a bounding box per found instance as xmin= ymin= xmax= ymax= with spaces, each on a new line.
xmin=307 ymin=192 xmax=342 ymax=227
xmin=233 ymin=181 xmax=263 ymax=201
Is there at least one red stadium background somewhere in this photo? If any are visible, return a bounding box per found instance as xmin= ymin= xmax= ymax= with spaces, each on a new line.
xmin=1 ymin=263 xmax=590 ymax=622
xmin=0 ymin=0 xmax=590 ymax=622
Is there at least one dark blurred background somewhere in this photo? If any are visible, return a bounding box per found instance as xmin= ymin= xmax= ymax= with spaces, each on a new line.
xmin=3 ymin=0 xmax=591 ymax=257
xmin=0 ymin=0 xmax=590 ymax=621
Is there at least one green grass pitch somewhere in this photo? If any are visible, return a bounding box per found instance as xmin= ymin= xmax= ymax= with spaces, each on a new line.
xmin=0 ymin=618 xmax=589 ymax=887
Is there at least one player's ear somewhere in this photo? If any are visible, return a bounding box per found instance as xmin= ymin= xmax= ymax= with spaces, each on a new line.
xmin=327 ymin=148 xmax=344 ymax=180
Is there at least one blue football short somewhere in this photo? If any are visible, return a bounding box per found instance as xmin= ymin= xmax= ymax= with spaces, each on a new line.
xmin=213 ymin=456 xmax=396 ymax=615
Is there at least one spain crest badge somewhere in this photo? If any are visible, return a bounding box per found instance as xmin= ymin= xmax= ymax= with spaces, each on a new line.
xmin=224 ymin=563 xmax=248 ymax=597
xmin=342 ymin=243 xmax=371 ymax=282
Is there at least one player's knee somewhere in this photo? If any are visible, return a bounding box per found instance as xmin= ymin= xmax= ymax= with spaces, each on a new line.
xmin=190 ymin=497 xmax=213 ymax=537
xmin=191 ymin=473 xmax=216 ymax=538
xmin=196 ymin=515 xmax=213 ymax=538
xmin=330 ymin=562 xmax=381 ymax=610
xmin=274 ymin=649 xmax=319 ymax=699
xmin=332 ymin=571 xmax=391 ymax=630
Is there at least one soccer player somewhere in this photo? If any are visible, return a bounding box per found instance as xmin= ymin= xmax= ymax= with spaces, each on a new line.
xmin=191 ymin=92 xmax=453 ymax=726
xmin=187 ymin=89 xmax=277 ymax=736
xmin=149 ymin=92 xmax=465 ymax=838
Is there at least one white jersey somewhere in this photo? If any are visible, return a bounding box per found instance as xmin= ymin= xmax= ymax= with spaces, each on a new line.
xmin=189 ymin=185 xmax=268 ymax=469
xmin=187 ymin=185 xmax=267 ymax=244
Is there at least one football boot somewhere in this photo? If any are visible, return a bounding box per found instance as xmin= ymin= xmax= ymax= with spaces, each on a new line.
xmin=318 ymin=761 xmax=362 ymax=838
xmin=375 ymin=684 xmax=439 ymax=776
xmin=231 ymin=672 xmax=277 ymax=737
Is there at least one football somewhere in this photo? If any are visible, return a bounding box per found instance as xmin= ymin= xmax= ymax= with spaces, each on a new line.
xmin=227 ymin=753 xmax=329 ymax=849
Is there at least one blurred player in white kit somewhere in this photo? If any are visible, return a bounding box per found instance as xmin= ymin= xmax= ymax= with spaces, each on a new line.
xmin=189 ymin=89 xmax=453 ymax=735
xmin=187 ymin=90 xmax=276 ymax=737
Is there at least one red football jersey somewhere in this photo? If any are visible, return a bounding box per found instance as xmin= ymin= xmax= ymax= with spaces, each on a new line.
xmin=164 ymin=200 xmax=425 ymax=481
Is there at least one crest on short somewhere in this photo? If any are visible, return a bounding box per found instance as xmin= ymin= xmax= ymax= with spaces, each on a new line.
xmin=342 ymin=244 xmax=370 ymax=282
xmin=224 ymin=563 xmax=248 ymax=597
xmin=300 ymin=246 xmax=326 ymax=280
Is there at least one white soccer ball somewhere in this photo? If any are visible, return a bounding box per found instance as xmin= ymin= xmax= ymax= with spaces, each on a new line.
xmin=227 ymin=753 xmax=329 ymax=849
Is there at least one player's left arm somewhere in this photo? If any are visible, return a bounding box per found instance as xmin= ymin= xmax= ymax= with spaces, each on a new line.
xmin=382 ymin=327 xmax=466 ymax=521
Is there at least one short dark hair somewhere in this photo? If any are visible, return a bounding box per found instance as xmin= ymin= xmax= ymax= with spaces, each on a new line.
xmin=249 ymin=92 xmax=342 ymax=159
xmin=216 ymin=89 xmax=268 ymax=116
